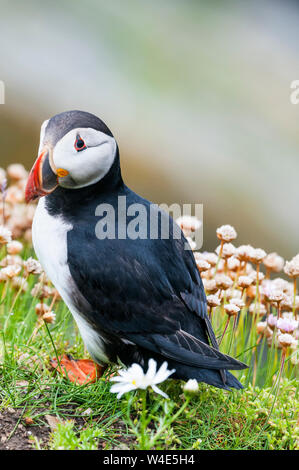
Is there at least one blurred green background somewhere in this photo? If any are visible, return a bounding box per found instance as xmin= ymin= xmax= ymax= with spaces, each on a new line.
xmin=0 ymin=0 xmax=299 ymax=257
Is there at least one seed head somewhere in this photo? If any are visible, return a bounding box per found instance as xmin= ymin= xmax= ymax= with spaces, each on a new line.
xmin=7 ymin=164 xmax=28 ymax=181
xmin=224 ymin=303 xmax=240 ymax=316
xmin=215 ymin=274 xmax=233 ymax=290
xmin=176 ymin=216 xmax=201 ymax=237
xmin=215 ymin=243 xmax=236 ymax=259
xmin=0 ymin=225 xmax=12 ymax=245
xmin=1 ymin=264 xmax=21 ymax=279
xmin=216 ymin=225 xmax=237 ymax=242
xmin=206 ymin=294 xmax=221 ymax=308
xmin=24 ymin=257 xmax=42 ymax=275
xmin=7 ymin=240 xmax=23 ymax=255
xmin=284 ymin=255 xmax=299 ymax=278
xmin=249 ymin=248 xmax=266 ymax=264
xmin=277 ymin=317 xmax=298 ymax=334
xmin=263 ymin=252 xmax=284 ymax=273
xmin=202 ymin=279 xmax=218 ymax=294
xmin=277 ymin=333 xmax=294 ymax=349
xmin=42 ymin=311 xmax=56 ymax=324
xmin=237 ymin=275 xmax=253 ymax=289
xmin=236 ymin=245 xmax=255 ymax=262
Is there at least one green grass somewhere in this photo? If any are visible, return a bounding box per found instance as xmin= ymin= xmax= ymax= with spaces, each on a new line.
xmin=0 ymin=264 xmax=298 ymax=450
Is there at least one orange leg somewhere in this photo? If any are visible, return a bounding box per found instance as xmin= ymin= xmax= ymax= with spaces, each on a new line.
xmin=50 ymin=354 xmax=106 ymax=385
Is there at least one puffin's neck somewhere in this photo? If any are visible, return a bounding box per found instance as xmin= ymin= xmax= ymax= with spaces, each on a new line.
xmin=45 ymin=150 xmax=125 ymax=219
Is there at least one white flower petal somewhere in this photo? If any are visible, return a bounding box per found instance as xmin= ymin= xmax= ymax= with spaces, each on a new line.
xmin=151 ymin=384 xmax=169 ymax=399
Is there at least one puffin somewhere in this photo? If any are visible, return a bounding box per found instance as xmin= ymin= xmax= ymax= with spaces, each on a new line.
xmin=25 ymin=110 xmax=247 ymax=390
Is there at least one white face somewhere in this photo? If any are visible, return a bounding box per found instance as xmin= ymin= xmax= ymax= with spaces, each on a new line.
xmin=44 ymin=127 xmax=117 ymax=189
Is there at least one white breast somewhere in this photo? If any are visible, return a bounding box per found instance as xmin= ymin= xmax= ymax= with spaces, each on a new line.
xmin=32 ymin=198 xmax=109 ymax=364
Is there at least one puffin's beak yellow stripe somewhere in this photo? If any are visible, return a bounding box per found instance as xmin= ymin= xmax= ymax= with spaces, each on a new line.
xmin=57 ymin=168 xmax=69 ymax=178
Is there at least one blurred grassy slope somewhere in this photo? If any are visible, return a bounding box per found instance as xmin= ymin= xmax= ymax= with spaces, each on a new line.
xmin=0 ymin=0 xmax=299 ymax=256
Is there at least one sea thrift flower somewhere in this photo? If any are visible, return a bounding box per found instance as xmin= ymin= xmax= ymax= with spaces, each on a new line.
xmin=6 ymin=164 xmax=28 ymax=181
xmin=0 ymin=225 xmax=12 ymax=245
xmin=215 ymin=274 xmax=233 ymax=290
xmin=277 ymin=334 xmax=294 ymax=349
xmin=215 ymin=243 xmax=236 ymax=259
xmin=7 ymin=240 xmax=23 ymax=255
xmin=249 ymin=248 xmax=266 ymax=265
xmin=35 ymin=303 xmax=50 ymax=316
xmin=110 ymin=359 xmax=175 ymax=399
xmin=230 ymin=298 xmax=245 ymax=308
xmin=267 ymin=314 xmax=277 ymax=330
xmin=42 ymin=311 xmax=56 ymax=324
xmin=263 ymin=252 xmax=284 ymax=273
xmin=11 ymin=277 xmax=28 ymax=292
xmin=236 ymin=245 xmax=255 ymax=262
xmin=249 ymin=270 xmax=265 ymax=284
xmin=227 ymin=256 xmax=240 ymax=271
xmin=256 ymin=321 xmax=267 ymax=335
xmin=31 ymin=283 xmax=53 ymax=299
xmin=224 ymin=304 xmax=240 ymax=316
xmin=176 ymin=216 xmax=201 ymax=237
xmin=24 ymin=257 xmax=42 ymax=275
xmin=201 ymin=252 xmax=218 ymax=267
xmin=1 ymin=264 xmax=21 ymax=279
xmin=276 ymin=317 xmax=298 ymax=334
xmin=237 ymin=275 xmax=253 ymax=289
xmin=216 ymin=225 xmax=237 ymax=242
xmin=195 ymin=258 xmax=211 ymax=272
xmin=206 ymin=294 xmax=221 ymax=308
xmin=249 ymin=303 xmax=267 ymax=316
xmin=284 ymin=256 xmax=299 ymax=278
xmin=183 ymin=379 xmax=199 ymax=394
xmin=202 ymin=279 xmax=218 ymax=294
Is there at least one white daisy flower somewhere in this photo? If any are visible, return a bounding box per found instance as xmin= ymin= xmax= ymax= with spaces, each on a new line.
xmin=110 ymin=359 xmax=175 ymax=399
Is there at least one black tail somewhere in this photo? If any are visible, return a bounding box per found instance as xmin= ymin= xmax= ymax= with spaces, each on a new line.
xmin=172 ymin=362 xmax=244 ymax=390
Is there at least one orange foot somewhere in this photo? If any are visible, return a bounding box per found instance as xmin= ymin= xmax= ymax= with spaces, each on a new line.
xmin=50 ymin=354 xmax=106 ymax=385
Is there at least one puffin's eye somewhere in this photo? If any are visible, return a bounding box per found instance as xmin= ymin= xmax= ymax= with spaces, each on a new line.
xmin=74 ymin=136 xmax=87 ymax=152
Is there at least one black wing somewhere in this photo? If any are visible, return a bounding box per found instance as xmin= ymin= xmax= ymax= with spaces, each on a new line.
xmin=66 ymin=199 xmax=246 ymax=373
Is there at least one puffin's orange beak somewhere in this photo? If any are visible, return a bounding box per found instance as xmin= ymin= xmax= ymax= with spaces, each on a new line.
xmin=25 ymin=148 xmax=58 ymax=203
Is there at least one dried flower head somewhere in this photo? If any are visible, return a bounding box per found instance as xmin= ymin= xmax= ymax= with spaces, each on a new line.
xmin=7 ymin=164 xmax=28 ymax=181
xmin=195 ymin=258 xmax=211 ymax=273
xmin=176 ymin=216 xmax=201 ymax=237
xmin=202 ymin=279 xmax=218 ymax=294
xmin=263 ymin=252 xmax=284 ymax=273
xmin=7 ymin=240 xmax=23 ymax=255
xmin=284 ymin=255 xmax=299 ymax=278
xmin=42 ymin=311 xmax=56 ymax=324
xmin=11 ymin=276 xmax=28 ymax=292
xmin=230 ymin=297 xmax=245 ymax=309
xmin=0 ymin=225 xmax=12 ymax=245
xmin=249 ymin=248 xmax=266 ymax=264
xmin=24 ymin=257 xmax=42 ymax=275
xmin=276 ymin=317 xmax=298 ymax=334
xmin=237 ymin=275 xmax=253 ymax=289
xmin=1 ymin=264 xmax=21 ymax=279
xmin=215 ymin=274 xmax=233 ymax=290
xmin=249 ymin=303 xmax=267 ymax=316
xmin=267 ymin=314 xmax=277 ymax=330
xmin=235 ymin=245 xmax=255 ymax=262
xmin=31 ymin=283 xmax=53 ymax=299
xmin=206 ymin=294 xmax=221 ymax=308
xmin=201 ymin=252 xmax=218 ymax=267
xmin=256 ymin=321 xmax=267 ymax=335
xmin=227 ymin=256 xmax=240 ymax=271
xmin=216 ymin=225 xmax=237 ymax=242
xmin=215 ymin=243 xmax=236 ymax=259
xmin=224 ymin=303 xmax=240 ymax=316
xmin=277 ymin=333 xmax=295 ymax=349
